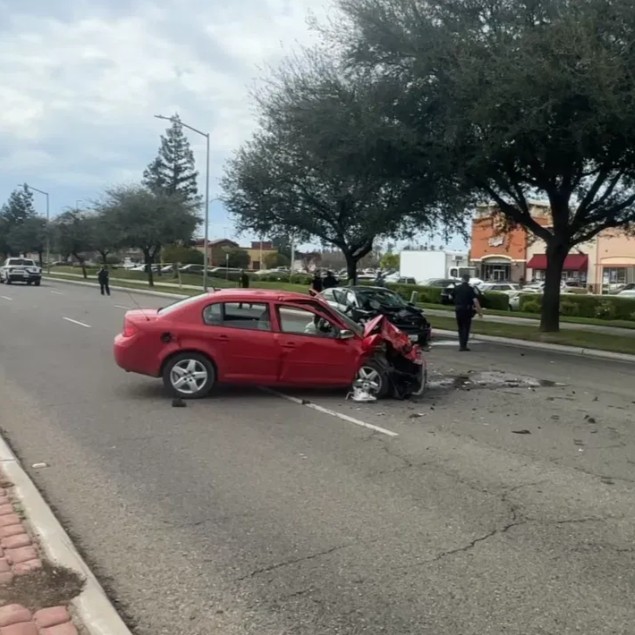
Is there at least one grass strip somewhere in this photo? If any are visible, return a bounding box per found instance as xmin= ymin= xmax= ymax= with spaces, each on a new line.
xmin=430 ymin=315 xmax=635 ymax=355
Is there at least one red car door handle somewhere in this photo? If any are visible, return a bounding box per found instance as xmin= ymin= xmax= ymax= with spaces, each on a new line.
xmin=282 ymin=342 xmax=296 ymax=349
xmin=217 ymin=334 xmax=230 ymax=341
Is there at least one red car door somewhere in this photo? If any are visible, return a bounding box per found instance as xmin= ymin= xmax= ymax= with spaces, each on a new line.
xmin=201 ymin=301 xmax=279 ymax=382
xmin=273 ymin=303 xmax=361 ymax=386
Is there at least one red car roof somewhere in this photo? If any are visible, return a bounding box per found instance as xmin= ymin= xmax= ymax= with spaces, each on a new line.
xmin=209 ymin=288 xmax=312 ymax=302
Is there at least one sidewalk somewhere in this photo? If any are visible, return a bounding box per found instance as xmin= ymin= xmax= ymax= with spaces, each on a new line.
xmin=423 ymin=307 xmax=635 ymax=337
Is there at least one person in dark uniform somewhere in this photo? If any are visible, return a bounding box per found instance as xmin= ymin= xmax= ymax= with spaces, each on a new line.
xmin=310 ymin=271 xmax=324 ymax=294
xmin=323 ymin=271 xmax=338 ymax=289
xmin=98 ymin=266 xmax=110 ymax=296
xmin=240 ymin=270 xmax=250 ymax=288
xmin=453 ymin=274 xmax=482 ymax=351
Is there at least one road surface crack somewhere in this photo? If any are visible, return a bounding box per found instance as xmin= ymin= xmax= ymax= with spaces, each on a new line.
xmin=237 ymin=543 xmax=353 ymax=581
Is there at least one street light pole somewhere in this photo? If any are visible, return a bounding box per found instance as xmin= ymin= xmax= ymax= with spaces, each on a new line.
xmin=23 ymin=184 xmax=50 ymax=273
xmin=155 ymin=114 xmax=211 ymax=292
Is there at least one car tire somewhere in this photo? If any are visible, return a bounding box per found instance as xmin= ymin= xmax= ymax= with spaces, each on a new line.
xmin=5 ymin=278 xmax=11 ymax=285
xmin=356 ymin=358 xmax=390 ymax=399
xmin=27 ymin=281 xmax=32 ymax=286
xmin=162 ymin=352 xmax=216 ymax=399
xmin=34 ymin=280 xmax=41 ymax=287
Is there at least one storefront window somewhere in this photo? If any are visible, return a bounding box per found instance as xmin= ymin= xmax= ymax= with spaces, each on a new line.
xmin=603 ymin=268 xmax=627 ymax=284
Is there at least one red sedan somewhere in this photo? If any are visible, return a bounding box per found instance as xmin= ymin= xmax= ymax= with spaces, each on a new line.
xmin=114 ymin=289 xmax=426 ymax=399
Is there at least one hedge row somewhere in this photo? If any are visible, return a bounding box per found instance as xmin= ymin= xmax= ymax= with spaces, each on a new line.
xmin=519 ymin=293 xmax=635 ymax=321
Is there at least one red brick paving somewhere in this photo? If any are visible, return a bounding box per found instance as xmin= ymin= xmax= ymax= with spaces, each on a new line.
xmin=0 ymin=484 xmax=80 ymax=635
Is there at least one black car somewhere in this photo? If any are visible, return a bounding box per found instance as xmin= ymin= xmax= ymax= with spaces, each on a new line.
xmin=319 ymin=286 xmax=432 ymax=347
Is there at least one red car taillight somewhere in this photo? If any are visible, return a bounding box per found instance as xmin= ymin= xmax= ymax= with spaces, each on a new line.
xmin=122 ymin=319 xmax=138 ymax=337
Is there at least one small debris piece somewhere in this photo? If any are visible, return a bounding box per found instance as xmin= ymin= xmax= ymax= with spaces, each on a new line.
xmin=171 ymin=398 xmax=187 ymax=408
xmin=31 ymin=463 xmax=49 ymax=469
xmin=512 ymin=430 xmax=531 ymax=435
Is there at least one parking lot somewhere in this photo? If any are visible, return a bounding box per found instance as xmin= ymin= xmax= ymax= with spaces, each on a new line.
xmin=0 ymin=280 xmax=634 ymax=635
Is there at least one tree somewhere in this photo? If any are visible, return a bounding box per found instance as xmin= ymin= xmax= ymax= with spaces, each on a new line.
xmin=162 ymin=245 xmax=204 ymax=266
xmin=222 ymin=247 xmax=250 ymax=269
xmin=222 ymin=50 xmax=464 ymax=283
xmin=143 ymin=114 xmax=202 ymax=207
xmin=338 ymin=0 xmax=635 ymax=331
xmin=264 ymin=251 xmax=290 ymax=269
xmin=7 ymin=216 xmax=48 ymax=264
xmin=380 ymin=252 xmax=399 ymax=270
xmin=98 ymin=185 xmax=200 ymax=286
xmin=87 ymin=212 xmax=119 ymax=265
xmin=53 ymin=211 xmax=94 ymax=278
xmin=1 ymin=186 xmax=35 ymax=226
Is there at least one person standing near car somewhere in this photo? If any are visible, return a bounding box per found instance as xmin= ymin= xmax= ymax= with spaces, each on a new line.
xmin=240 ymin=270 xmax=250 ymax=288
xmin=98 ymin=265 xmax=110 ymax=296
xmin=453 ymin=273 xmax=482 ymax=351
xmin=310 ymin=271 xmax=324 ymax=294
xmin=323 ymin=270 xmax=338 ymax=289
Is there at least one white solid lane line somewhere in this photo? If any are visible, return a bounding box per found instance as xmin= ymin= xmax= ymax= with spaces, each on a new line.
xmin=1 ymin=296 xmax=13 ymax=301
xmin=63 ymin=317 xmax=91 ymax=328
xmin=114 ymin=305 xmax=131 ymax=310
xmin=50 ymin=290 xmax=64 ymax=295
xmin=265 ymin=388 xmax=398 ymax=438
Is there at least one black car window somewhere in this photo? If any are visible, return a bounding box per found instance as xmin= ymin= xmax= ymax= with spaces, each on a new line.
xmin=357 ymin=288 xmax=406 ymax=309
xmin=203 ymin=302 xmax=271 ymax=331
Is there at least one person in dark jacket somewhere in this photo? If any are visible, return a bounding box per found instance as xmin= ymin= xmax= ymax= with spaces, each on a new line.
xmin=98 ymin=266 xmax=110 ymax=296
xmin=310 ymin=271 xmax=323 ymax=294
xmin=240 ymin=270 xmax=250 ymax=288
xmin=323 ymin=271 xmax=338 ymax=289
xmin=453 ymin=274 xmax=482 ymax=351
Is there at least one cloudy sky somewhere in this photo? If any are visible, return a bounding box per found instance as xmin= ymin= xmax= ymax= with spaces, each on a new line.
xmin=0 ymin=0 xmax=465 ymax=251
xmin=0 ymin=0 xmax=335 ymax=238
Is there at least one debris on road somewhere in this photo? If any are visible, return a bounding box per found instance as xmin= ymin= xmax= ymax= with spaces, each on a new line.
xmin=512 ymin=429 xmax=532 ymax=435
xmin=171 ymin=397 xmax=187 ymax=408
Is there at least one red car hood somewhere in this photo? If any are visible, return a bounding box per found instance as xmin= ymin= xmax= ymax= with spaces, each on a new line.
xmin=362 ymin=314 xmax=421 ymax=363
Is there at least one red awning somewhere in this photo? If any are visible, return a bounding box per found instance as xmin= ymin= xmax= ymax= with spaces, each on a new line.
xmin=526 ymin=254 xmax=588 ymax=271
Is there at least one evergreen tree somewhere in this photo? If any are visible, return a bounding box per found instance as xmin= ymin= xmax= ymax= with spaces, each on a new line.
xmin=1 ymin=186 xmax=35 ymax=225
xmin=143 ymin=114 xmax=202 ymax=207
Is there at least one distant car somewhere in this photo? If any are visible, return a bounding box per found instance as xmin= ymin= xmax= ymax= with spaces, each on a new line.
xmin=113 ymin=289 xmax=426 ymax=400
xmin=509 ymin=287 xmax=541 ymax=311
xmin=422 ymin=278 xmax=460 ymax=288
xmin=179 ymin=264 xmax=205 ymax=274
xmin=617 ymin=287 xmax=635 ymax=297
xmin=318 ymin=286 xmax=431 ymax=347
xmin=0 ymin=258 xmax=42 ymax=286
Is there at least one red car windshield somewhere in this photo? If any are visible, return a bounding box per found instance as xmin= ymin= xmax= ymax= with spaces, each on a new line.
xmin=157 ymin=294 xmax=208 ymax=315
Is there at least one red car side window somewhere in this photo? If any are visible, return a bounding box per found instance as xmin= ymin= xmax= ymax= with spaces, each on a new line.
xmin=277 ymin=305 xmax=338 ymax=338
xmin=203 ymin=302 xmax=271 ymax=331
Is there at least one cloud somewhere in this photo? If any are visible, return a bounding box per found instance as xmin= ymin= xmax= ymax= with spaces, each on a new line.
xmin=0 ymin=0 xmax=334 ymax=225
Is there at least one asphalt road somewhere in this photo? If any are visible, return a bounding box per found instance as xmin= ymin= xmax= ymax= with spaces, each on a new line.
xmin=0 ymin=280 xmax=634 ymax=635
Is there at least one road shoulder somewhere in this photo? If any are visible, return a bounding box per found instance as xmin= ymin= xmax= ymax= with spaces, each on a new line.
xmin=0 ymin=434 xmax=132 ymax=635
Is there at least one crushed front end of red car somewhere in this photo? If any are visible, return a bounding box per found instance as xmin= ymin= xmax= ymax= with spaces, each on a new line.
xmin=362 ymin=315 xmax=427 ymax=399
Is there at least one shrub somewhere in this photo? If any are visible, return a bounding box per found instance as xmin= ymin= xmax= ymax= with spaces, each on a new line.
xmin=560 ymin=301 xmax=580 ymax=316
xmin=481 ymin=291 xmax=511 ymax=311
xmin=520 ymin=293 xmax=635 ymax=321
xmin=595 ymin=301 xmax=617 ymax=320
xmin=522 ymin=299 xmax=541 ymax=314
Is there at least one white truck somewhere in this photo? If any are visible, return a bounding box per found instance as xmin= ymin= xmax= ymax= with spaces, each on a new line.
xmin=399 ymin=250 xmax=474 ymax=284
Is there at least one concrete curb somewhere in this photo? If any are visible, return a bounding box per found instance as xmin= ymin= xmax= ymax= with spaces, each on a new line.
xmin=45 ymin=275 xmax=190 ymax=300
xmin=433 ymin=328 xmax=635 ymax=364
xmin=0 ymin=435 xmax=133 ymax=635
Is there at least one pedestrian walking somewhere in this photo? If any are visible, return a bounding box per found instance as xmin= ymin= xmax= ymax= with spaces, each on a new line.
xmin=453 ymin=273 xmax=482 ymax=351
xmin=240 ymin=269 xmax=250 ymax=288
xmin=98 ymin=265 xmax=110 ymax=296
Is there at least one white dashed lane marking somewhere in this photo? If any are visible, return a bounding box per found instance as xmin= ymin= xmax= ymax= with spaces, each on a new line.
xmin=264 ymin=388 xmax=399 ymax=438
xmin=0 ymin=296 xmax=13 ymax=301
xmin=63 ymin=317 xmax=91 ymax=328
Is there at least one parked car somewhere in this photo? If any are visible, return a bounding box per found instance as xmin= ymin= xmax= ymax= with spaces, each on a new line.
xmin=113 ymin=289 xmax=426 ymax=400
xmin=0 ymin=258 xmax=42 ymax=286
xmin=318 ymin=286 xmax=432 ymax=347
xmin=617 ymin=285 xmax=635 ymax=297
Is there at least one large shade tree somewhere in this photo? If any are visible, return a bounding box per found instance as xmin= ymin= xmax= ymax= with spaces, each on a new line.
xmin=222 ymin=51 xmax=465 ymax=283
xmin=337 ymin=0 xmax=635 ymax=330
xmin=98 ymin=185 xmax=200 ymax=286
xmin=53 ymin=210 xmax=94 ymax=278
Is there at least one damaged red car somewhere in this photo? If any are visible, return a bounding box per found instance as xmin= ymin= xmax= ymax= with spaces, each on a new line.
xmin=113 ymin=289 xmax=427 ymax=400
